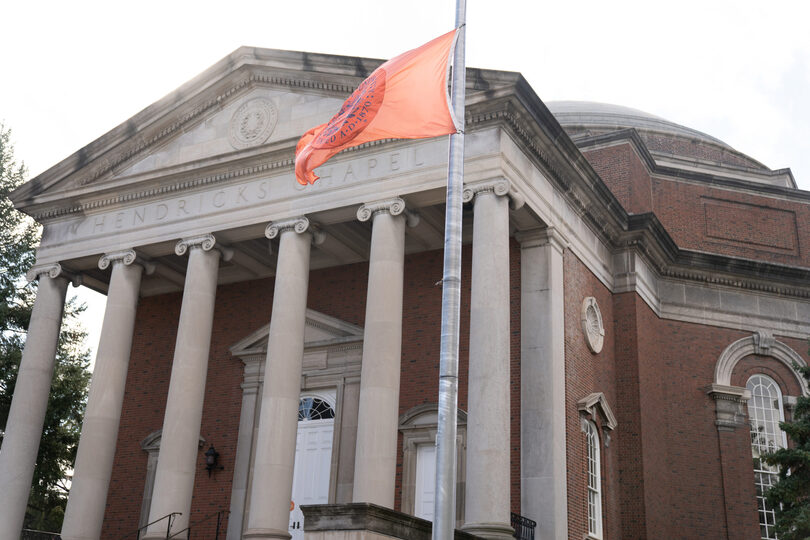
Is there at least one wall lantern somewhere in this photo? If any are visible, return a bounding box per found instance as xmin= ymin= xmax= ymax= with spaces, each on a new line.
xmin=205 ymin=445 xmax=223 ymax=477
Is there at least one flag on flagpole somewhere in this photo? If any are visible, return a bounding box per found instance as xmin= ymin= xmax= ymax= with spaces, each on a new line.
xmin=295 ymin=29 xmax=459 ymax=185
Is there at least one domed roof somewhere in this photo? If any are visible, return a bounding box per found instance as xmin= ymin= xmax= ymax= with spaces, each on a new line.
xmin=547 ymin=101 xmax=727 ymax=146
xmin=546 ymin=101 xmax=767 ymax=171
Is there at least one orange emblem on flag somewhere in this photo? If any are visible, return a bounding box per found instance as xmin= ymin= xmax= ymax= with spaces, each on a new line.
xmin=295 ymin=29 xmax=459 ymax=185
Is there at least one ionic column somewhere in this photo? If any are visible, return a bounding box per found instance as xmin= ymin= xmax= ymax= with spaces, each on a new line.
xmin=462 ymin=180 xmax=520 ymax=539
xmin=516 ymin=227 xmax=569 ymax=540
xmin=352 ymin=198 xmax=414 ymax=507
xmin=144 ymin=235 xmax=230 ymax=539
xmin=62 ymin=250 xmax=152 ymax=540
xmin=0 ymin=264 xmax=70 ymax=539
xmin=244 ymin=217 xmax=317 ymax=540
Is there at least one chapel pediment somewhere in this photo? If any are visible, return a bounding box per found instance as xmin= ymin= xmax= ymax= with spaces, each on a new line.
xmin=9 ymin=47 xmax=384 ymax=209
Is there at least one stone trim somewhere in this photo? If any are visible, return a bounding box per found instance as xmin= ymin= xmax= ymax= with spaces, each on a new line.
xmin=706 ymin=384 xmax=751 ymax=432
xmin=577 ymin=392 xmax=617 ymax=431
xmin=714 ymin=331 xmax=809 ymax=395
xmin=580 ymin=297 xmax=605 ymax=354
xmin=175 ymin=233 xmax=234 ymax=261
xmin=462 ymin=178 xmax=524 ymax=210
xmin=398 ymin=404 xmax=467 ymax=525
xmin=515 ymin=226 xmax=569 ymax=254
xmin=301 ymin=503 xmax=481 ymax=539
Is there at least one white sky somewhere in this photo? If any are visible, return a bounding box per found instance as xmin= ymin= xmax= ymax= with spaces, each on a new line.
xmin=2 ymin=0 xmax=809 ymax=363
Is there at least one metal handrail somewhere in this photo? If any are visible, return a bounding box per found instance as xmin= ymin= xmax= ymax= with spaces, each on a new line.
xmin=120 ymin=512 xmax=182 ymax=540
xmin=167 ymin=510 xmax=229 ymax=540
xmin=510 ymin=512 xmax=537 ymax=540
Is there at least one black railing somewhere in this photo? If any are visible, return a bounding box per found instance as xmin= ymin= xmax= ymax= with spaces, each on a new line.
xmin=21 ymin=530 xmax=60 ymax=540
xmin=511 ymin=512 xmax=536 ymax=540
xmin=168 ymin=510 xmax=229 ymax=540
xmin=120 ymin=512 xmax=182 ymax=540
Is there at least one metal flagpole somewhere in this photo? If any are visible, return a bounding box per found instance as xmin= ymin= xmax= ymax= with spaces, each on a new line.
xmin=433 ymin=0 xmax=466 ymax=539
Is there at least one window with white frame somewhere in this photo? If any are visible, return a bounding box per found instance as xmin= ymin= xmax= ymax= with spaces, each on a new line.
xmin=747 ymin=374 xmax=787 ymax=540
xmin=585 ymin=420 xmax=603 ymax=539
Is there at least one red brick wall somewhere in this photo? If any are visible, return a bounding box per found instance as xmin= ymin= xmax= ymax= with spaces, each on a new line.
xmin=582 ymin=143 xmax=653 ymax=215
xmin=562 ymin=250 xmax=810 ymax=539
xmin=650 ymin=176 xmax=810 ymax=267
xmin=102 ymin=242 xmax=522 ymax=537
xmin=563 ymin=251 xmax=619 ymax=539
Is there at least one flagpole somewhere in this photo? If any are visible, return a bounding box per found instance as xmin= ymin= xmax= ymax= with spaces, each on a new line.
xmin=433 ymin=0 xmax=466 ymax=538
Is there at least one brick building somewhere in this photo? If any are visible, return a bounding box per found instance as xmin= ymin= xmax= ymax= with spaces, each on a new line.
xmin=2 ymin=46 xmax=808 ymax=540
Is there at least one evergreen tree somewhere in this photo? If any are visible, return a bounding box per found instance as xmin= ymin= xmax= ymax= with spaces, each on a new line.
xmin=0 ymin=122 xmax=92 ymax=532
xmin=764 ymin=362 xmax=810 ymax=540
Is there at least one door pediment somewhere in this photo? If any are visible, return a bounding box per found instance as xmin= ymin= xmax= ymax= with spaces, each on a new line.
xmin=229 ymin=308 xmax=364 ymax=358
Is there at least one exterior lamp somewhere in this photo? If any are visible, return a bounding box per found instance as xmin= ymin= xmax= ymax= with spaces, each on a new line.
xmin=205 ymin=445 xmax=223 ymax=477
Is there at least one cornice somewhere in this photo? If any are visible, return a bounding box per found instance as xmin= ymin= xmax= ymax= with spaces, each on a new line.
xmin=465 ymin=93 xmax=631 ymax=250
xmin=618 ymin=213 xmax=810 ymax=299
xmin=574 ymin=129 xmax=807 ymax=201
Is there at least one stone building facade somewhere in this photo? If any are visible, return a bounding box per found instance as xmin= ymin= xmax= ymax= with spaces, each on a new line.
xmin=1 ymin=46 xmax=809 ymax=540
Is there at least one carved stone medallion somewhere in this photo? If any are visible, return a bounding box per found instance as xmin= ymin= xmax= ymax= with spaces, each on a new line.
xmin=581 ymin=297 xmax=604 ymax=354
xmin=229 ymin=98 xmax=278 ymax=149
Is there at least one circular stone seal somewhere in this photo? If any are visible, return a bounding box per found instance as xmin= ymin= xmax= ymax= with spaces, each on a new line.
xmin=312 ymin=69 xmax=386 ymax=150
xmin=229 ymin=98 xmax=278 ymax=149
xmin=581 ymin=297 xmax=605 ymax=354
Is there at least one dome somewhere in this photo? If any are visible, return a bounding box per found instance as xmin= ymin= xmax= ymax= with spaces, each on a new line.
xmin=546 ymin=101 xmax=767 ymax=170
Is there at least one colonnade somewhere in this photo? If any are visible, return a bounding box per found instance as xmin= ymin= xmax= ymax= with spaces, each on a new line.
xmin=0 ymin=181 xmax=527 ymax=540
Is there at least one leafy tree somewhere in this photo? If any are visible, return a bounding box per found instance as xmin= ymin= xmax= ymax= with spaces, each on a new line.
xmin=764 ymin=362 xmax=810 ymax=540
xmin=0 ymin=122 xmax=92 ymax=532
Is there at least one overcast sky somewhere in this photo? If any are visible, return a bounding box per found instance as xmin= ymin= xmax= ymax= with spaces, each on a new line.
xmin=2 ymin=0 xmax=809 ymax=362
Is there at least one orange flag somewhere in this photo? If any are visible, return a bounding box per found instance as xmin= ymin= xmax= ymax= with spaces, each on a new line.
xmin=295 ymin=29 xmax=459 ymax=185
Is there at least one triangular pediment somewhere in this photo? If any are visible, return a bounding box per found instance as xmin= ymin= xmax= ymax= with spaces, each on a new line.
xmin=10 ymin=46 xmax=383 ymax=212
xmin=229 ymin=308 xmax=364 ymax=357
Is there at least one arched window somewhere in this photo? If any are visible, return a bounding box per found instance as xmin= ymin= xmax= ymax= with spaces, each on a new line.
xmin=585 ymin=420 xmax=602 ymax=539
xmin=298 ymin=396 xmax=335 ymax=421
xmin=747 ymin=374 xmax=787 ymax=540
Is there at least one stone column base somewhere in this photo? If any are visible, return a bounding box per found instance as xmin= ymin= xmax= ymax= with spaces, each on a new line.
xmin=460 ymin=522 xmax=515 ymax=540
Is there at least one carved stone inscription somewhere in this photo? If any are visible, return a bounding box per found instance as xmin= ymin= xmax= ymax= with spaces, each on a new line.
xmin=41 ymin=146 xmax=436 ymax=248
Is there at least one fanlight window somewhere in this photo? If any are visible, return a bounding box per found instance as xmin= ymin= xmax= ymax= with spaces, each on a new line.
xmin=747 ymin=374 xmax=787 ymax=540
xmin=585 ymin=420 xmax=602 ymax=539
xmin=298 ymin=397 xmax=335 ymax=421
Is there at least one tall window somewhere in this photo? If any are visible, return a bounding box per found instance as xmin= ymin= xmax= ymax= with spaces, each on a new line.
xmin=747 ymin=374 xmax=787 ymax=540
xmin=585 ymin=420 xmax=602 ymax=539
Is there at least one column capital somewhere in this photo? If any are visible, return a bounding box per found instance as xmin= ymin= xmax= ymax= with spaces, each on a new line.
xmin=98 ymin=249 xmax=156 ymax=274
xmin=462 ymin=178 xmax=525 ymax=210
xmin=175 ymin=234 xmax=233 ymax=261
xmin=356 ymin=198 xmax=419 ymax=227
xmin=265 ymin=216 xmax=325 ymax=244
xmin=26 ymin=262 xmax=81 ymax=286
xmin=515 ymin=226 xmax=569 ymax=254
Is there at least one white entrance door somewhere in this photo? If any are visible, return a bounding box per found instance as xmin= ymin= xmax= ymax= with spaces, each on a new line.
xmin=414 ymin=443 xmax=437 ymax=521
xmin=289 ymin=395 xmax=335 ymax=539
